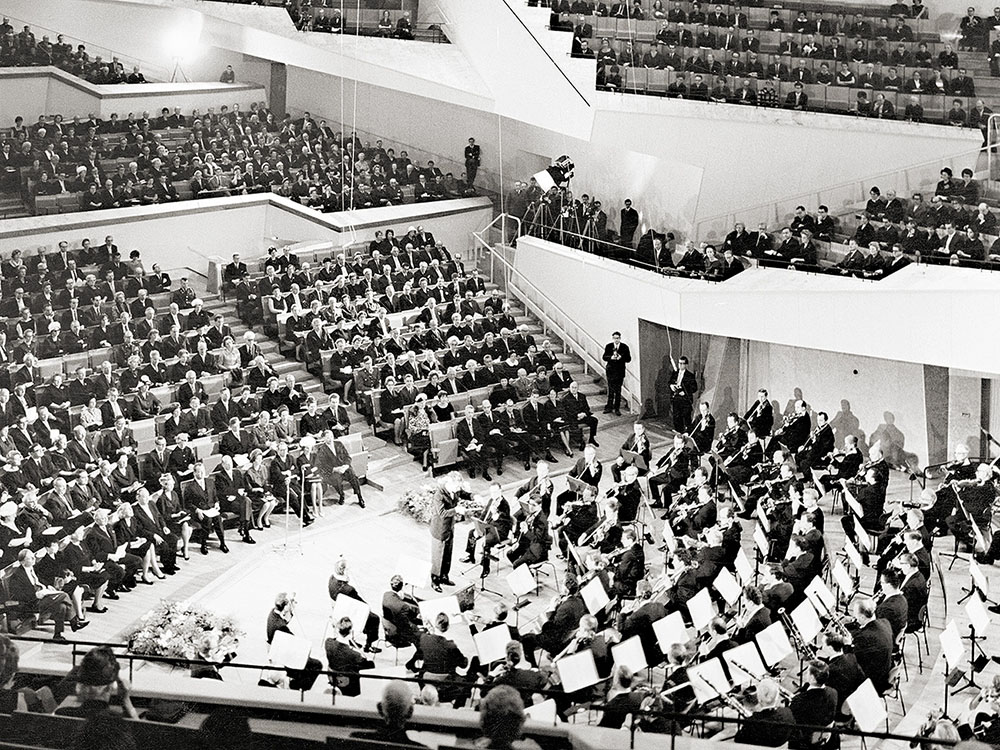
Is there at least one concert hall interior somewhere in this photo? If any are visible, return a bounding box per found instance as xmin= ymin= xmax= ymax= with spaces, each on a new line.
xmin=2 ymin=1 xmax=1000 ymax=750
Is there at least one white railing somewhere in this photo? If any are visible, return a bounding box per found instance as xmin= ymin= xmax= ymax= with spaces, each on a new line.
xmin=473 ymin=213 xmax=640 ymax=414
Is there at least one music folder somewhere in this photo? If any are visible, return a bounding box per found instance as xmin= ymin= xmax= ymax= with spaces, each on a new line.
xmin=556 ymin=649 xmax=601 ymax=693
xmin=621 ymin=449 xmax=648 ymax=471
xmin=268 ymin=630 xmax=311 ymax=670
xmin=565 ymin=476 xmax=591 ymax=494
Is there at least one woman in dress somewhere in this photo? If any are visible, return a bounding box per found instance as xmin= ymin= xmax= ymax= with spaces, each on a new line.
xmin=244 ymin=449 xmax=278 ymax=529
xmin=218 ymin=335 xmax=243 ymax=386
xmin=406 ymin=394 xmax=434 ymax=471
xmin=80 ymin=397 xmax=103 ymax=432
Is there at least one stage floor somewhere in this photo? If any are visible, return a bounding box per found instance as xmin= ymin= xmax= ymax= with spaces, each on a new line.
xmin=14 ymin=418 xmax=999 ymax=747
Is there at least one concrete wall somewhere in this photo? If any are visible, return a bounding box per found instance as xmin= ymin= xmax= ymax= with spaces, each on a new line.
xmin=511 ymin=236 xmax=1000 ymax=413
xmin=0 ymin=69 xmax=266 ymax=124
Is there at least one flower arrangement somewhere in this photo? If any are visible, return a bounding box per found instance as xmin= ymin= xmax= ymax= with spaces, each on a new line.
xmin=126 ymin=601 xmax=243 ymax=662
xmin=396 ymin=482 xmax=441 ymax=525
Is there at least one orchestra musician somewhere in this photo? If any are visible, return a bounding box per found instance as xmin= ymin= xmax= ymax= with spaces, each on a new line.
xmin=666 ymin=356 xmax=699 ymax=433
xmin=523 ymin=574 xmax=587 ymax=658
xmin=945 ymin=463 xmax=997 ymax=551
xmin=847 ymin=597 xmax=894 ymax=693
xmin=816 ymin=434 xmax=863 ymax=494
xmin=874 ymin=568 xmax=908 ymax=640
xmin=924 ymin=443 xmax=977 ymax=535
xmin=744 ymin=388 xmax=775 ymax=438
xmin=608 ymin=464 xmax=644 ymax=524
xmin=612 ymin=422 xmax=652 ymax=482
xmin=818 ymin=632 xmax=866 ymax=719
xmin=461 ymin=483 xmax=513 ymax=578
xmin=840 ymin=468 xmax=888 ymax=554
xmin=648 ymin=433 xmax=693 ymax=508
xmin=725 ymin=428 xmax=765 ymax=487
xmin=506 ymin=493 xmax=550 ymax=569
xmin=773 ymin=399 xmax=812 ymax=453
xmin=667 ymin=480 xmax=717 ymax=539
xmin=618 ymin=578 xmax=669 ymax=666
xmin=788 ymin=661 xmax=839 ymax=749
xmin=795 ymin=410 xmax=834 ymax=473
xmin=733 ymin=584 xmax=772 ymax=643
xmin=714 ymin=412 xmax=748 ymax=460
xmin=895 ymin=551 xmax=929 ymax=627
xmin=555 ymin=445 xmax=602 ymax=513
xmin=731 ymin=679 xmax=795 ymax=747
xmin=690 ymin=401 xmax=717 ymax=454
xmin=550 ymin=483 xmax=600 ymax=559
xmin=515 ymin=460 xmax=555 ymax=516
xmin=611 ymin=526 xmax=644 ymax=598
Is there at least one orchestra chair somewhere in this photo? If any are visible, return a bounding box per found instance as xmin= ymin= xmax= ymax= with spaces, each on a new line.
xmin=893 ymin=630 xmax=909 ymax=682
xmin=529 ymin=558 xmax=559 ymax=596
xmin=379 ymin=616 xmax=409 ymax=667
xmin=902 ymin=603 xmax=930 ymax=674
xmin=879 ymin=664 xmax=906 ymax=730
xmin=930 ymin=549 xmax=948 ymax=617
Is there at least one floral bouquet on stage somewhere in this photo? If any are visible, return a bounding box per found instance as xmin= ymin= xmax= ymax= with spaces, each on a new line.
xmin=126 ymin=600 xmax=243 ymax=661
xmin=397 ymin=482 xmax=441 ymax=525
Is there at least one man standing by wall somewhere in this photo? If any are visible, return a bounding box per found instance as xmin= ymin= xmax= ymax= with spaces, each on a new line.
xmin=464 ymin=138 xmax=481 ymax=187
xmin=619 ymin=199 xmax=639 ymax=248
xmin=603 ymin=331 xmax=631 ymax=416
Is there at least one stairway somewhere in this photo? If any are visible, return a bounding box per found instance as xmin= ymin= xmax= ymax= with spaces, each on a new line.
xmin=0 ymin=191 xmax=30 ymax=219
xmin=239 ymin=257 xmax=616 ymax=494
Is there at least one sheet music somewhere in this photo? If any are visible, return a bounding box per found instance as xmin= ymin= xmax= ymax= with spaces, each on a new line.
xmin=687 ymin=588 xmax=715 ymax=631
xmin=734 ymin=548 xmax=753 ymax=585
xmin=966 ymin=594 xmax=992 ymax=634
xmin=611 ymin=635 xmax=647 ymax=674
xmin=713 ymin=567 xmax=741 ymax=606
xmin=755 ymin=502 xmax=770 ymax=533
xmin=653 ymin=611 xmax=691 ymax=654
xmin=831 ymin=560 xmax=855 ymax=596
xmin=524 ymin=699 xmax=560 ymax=725
xmin=687 ymin=658 xmax=729 ymax=704
xmin=505 ymin=565 xmax=536 ymax=599
xmin=555 ymin=649 xmax=601 ymax=693
xmin=331 ymin=595 xmax=371 ymax=643
xmin=846 ymin=679 xmax=887 ymax=733
xmin=473 ymin=624 xmax=512 ymax=665
xmin=753 ymin=524 xmax=769 ymax=556
xmin=843 ymin=537 xmax=865 ymax=571
xmin=581 ymin=575 xmax=611 ymax=615
xmin=418 ymin=595 xmax=462 ymax=626
xmin=756 ymin=621 xmax=794 ymax=667
xmin=268 ymin=630 xmax=311 ymax=669
xmin=722 ymin=642 xmax=767 ymax=687
xmin=970 ymin=559 xmax=990 ymax=594
xmin=843 ymin=486 xmax=863 ymax=518
xmin=805 ymin=576 xmax=836 ymax=615
xmin=939 ymin=620 xmax=966 ymax=668
xmin=790 ymin=599 xmax=822 ymax=643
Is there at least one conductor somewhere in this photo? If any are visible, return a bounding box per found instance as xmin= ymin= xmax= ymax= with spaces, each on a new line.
xmin=430 ymin=472 xmax=471 ymax=593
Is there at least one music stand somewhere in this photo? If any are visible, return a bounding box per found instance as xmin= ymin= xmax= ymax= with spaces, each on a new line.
xmin=464 ymin=517 xmax=503 ymax=597
xmin=621 ymin=449 xmax=648 ymax=473
xmin=958 ymin=558 xmax=996 ymax=606
xmin=951 ymin=594 xmax=992 ymax=695
xmin=273 ymin=466 xmax=306 ymax=556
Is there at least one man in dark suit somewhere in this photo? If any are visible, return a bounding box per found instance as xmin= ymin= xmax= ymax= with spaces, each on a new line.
xmin=184 ymin=462 xmax=228 ymax=556
xmin=325 ymin=616 xmax=375 ymax=697
xmin=796 ymin=411 xmax=835 ymax=473
xmin=265 ymin=592 xmax=322 ymax=691
xmin=7 ymin=548 xmax=78 ymax=641
xmin=822 ymin=632 xmax=866 ymax=716
xmin=875 ymin=569 xmax=909 ymax=639
xmin=733 ymin=679 xmax=795 ymax=746
xmin=780 ymin=535 xmax=816 ymax=606
xmin=733 ymin=585 xmax=772 ymax=643
xmin=418 ymin=613 xmax=469 ymax=707
xmin=223 ymin=253 xmax=249 ymax=284
xmin=429 ymin=472 xmax=469 ymax=592
xmin=612 ymin=526 xmax=644 ymax=597
xmin=743 ymin=388 xmax=774 ymax=437
xmin=666 ymin=355 xmax=698 ymax=432
xmin=897 ymin=552 xmax=928 ymax=627
xmin=602 ymin=331 xmax=631 ymax=416
xmin=456 ymin=404 xmax=492 ymax=480
xmin=350 ymin=680 xmax=425 ymax=746
xmin=774 ymin=399 xmax=811 ymax=453
xmin=328 ymin=558 xmax=381 ymax=654
xmin=789 ymin=661 xmax=839 ymax=748
xmin=850 ymin=598 xmax=894 ymax=692
xmin=619 ymin=199 xmax=639 ymax=247
xmin=382 ymin=575 xmax=423 ymax=672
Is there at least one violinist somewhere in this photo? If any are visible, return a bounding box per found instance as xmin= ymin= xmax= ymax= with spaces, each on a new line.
xmin=788 ymin=662 xmax=839 ymax=749
xmin=715 ymin=412 xmax=748 ymax=460
xmin=945 ymin=462 xmax=997 ymax=549
xmin=482 ymin=641 xmax=547 ymax=706
xmin=648 ymin=433 xmax=693 ymax=508
xmin=507 ymin=494 xmax=550 ymax=572
xmin=957 ymin=674 xmax=1000 ymax=745
xmin=618 ymin=578 xmax=669 ymax=665
xmin=611 ymin=526 xmax=644 ymax=598
xmin=612 ymin=422 xmax=652 ymax=482
xmin=744 ymin=388 xmax=774 ymax=438
xmin=924 ymin=443 xmax=976 ymax=535
xmin=669 ymin=480 xmax=717 ymax=538
xmin=556 ymin=445 xmax=602 ymax=512
xmin=726 ymin=428 xmax=765 ymax=487
xmin=582 ymin=496 xmax=622 ymax=555
xmin=773 ymin=399 xmax=811 ymax=453
xmin=816 ymin=434 xmax=863 ymax=494
xmin=795 ymin=410 xmax=834 ymax=473
xmin=551 ymin=484 xmax=600 ymax=558
xmin=527 ymin=574 xmax=587 ymax=658
xmin=461 ymin=483 xmax=513 ymax=578
xmin=609 ymin=464 xmax=644 ymax=524
xmin=690 ymin=401 xmax=716 ymax=454
xmin=840 ymin=468 xmax=888 ymax=553
xmin=515 ymin=460 xmax=555 ymax=515
xmin=741 ymin=452 xmax=791 ymax=520
xmin=599 ymin=665 xmax=648 ymax=729
xmin=792 ymin=507 xmax=824 ymax=575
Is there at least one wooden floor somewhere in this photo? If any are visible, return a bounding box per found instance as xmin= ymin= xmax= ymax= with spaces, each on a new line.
xmin=13 ymin=387 xmax=996 ymax=747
